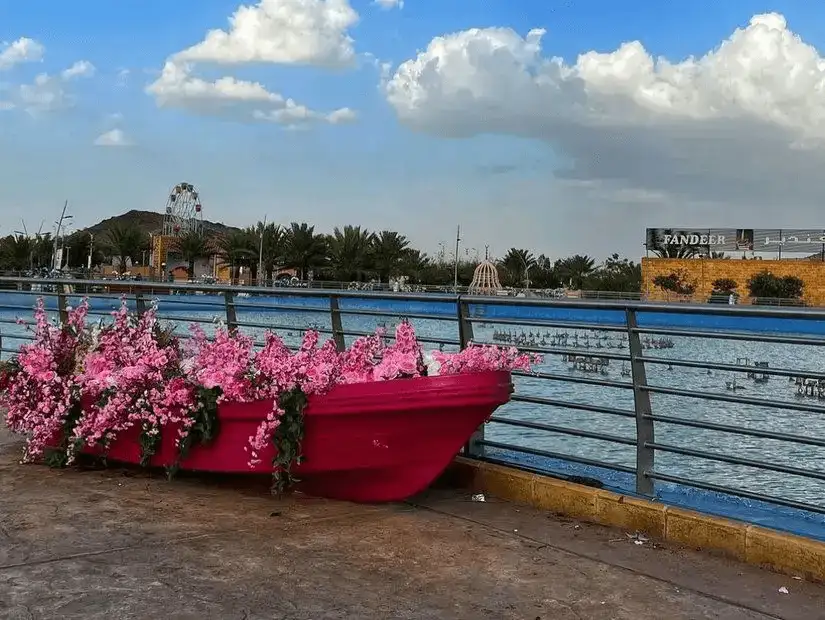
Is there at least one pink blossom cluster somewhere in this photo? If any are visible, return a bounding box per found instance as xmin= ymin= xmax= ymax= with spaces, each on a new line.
xmin=71 ymin=302 xmax=187 ymax=455
xmin=432 ymin=344 xmax=542 ymax=376
xmin=0 ymin=298 xmax=89 ymax=460
xmin=2 ymin=300 xmax=542 ymax=467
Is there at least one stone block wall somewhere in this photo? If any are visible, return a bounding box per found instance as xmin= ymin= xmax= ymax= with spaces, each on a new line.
xmin=640 ymin=257 xmax=825 ymax=305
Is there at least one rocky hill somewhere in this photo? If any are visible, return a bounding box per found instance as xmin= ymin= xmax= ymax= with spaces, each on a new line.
xmin=84 ymin=210 xmax=240 ymax=237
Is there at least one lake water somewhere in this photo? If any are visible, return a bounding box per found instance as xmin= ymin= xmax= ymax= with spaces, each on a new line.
xmin=2 ymin=291 xmax=825 ymax=539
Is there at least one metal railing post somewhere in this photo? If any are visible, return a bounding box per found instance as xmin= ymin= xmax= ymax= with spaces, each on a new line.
xmin=135 ymin=292 xmax=147 ymax=316
xmin=458 ymin=297 xmax=484 ymax=458
xmin=329 ymin=295 xmax=346 ymax=351
xmin=224 ymin=290 xmax=238 ymax=331
xmin=57 ymin=283 xmax=68 ymax=325
xmin=625 ymin=308 xmax=655 ymax=496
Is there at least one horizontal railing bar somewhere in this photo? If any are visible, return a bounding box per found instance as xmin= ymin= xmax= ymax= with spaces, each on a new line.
xmin=477 ymin=439 xmax=636 ymax=474
xmin=150 ymin=299 xmax=226 ymax=309
xmin=648 ymin=441 xmax=825 ymax=482
xmin=228 ymin=301 xmax=331 ymax=313
xmin=513 ymin=369 xmax=633 ymax=390
xmin=642 ymin=384 xmax=825 ymax=415
xmin=645 ymin=413 xmax=825 ymax=448
xmin=0 ymin=304 xmax=40 ymax=312
xmin=159 ymin=315 xmax=222 ymax=325
xmin=466 ymin=316 xmax=628 ymax=332
xmin=461 ymin=293 xmax=825 ymax=320
xmin=490 ymin=344 xmax=630 ymax=361
xmin=0 ymin=318 xmax=27 ymax=325
xmin=648 ymin=470 xmax=825 ymax=515
xmin=0 ymin=334 xmax=33 ymax=342
xmin=340 ymin=328 xmax=459 ymax=346
xmin=0 ymin=289 xmax=59 ymax=296
xmin=337 ymin=307 xmax=455 ymax=321
xmin=0 ymin=277 xmax=461 ymax=303
xmin=490 ymin=416 xmax=636 ymax=446
xmin=4 ymin=276 xmax=825 ymax=321
xmin=234 ymin=320 xmax=334 ymax=334
xmin=631 ymin=326 xmax=825 ymax=346
xmin=640 ymin=356 xmax=823 ymax=379
xmin=511 ymin=394 xmax=636 ymax=418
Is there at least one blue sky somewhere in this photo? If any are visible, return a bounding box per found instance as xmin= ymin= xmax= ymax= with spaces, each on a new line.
xmin=2 ymin=1 xmax=825 ymax=259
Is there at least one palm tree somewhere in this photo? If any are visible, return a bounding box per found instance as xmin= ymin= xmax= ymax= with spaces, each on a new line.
xmin=556 ymin=254 xmax=596 ymax=290
xmin=251 ymin=222 xmax=286 ymax=283
xmin=282 ymin=222 xmax=328 ymax=281
xmin=399 ymin=249 xmax=431 ymax=283
xmin=0 ymin=234 xmax=34 ymax=272
xmin=105 ymin=223 xmax=147 ymax=273
xmin=216 ymin=230 xmax=257 ymax=284
xmin=500 ymin=248 xmax=536 ymax=288
xmin=371 ymin=230 xmax=409 ymax=282
xmin=171 ymin=230 xmax=211 ymax=280
xmin=327 ymin=225 xmax=373 ymax=282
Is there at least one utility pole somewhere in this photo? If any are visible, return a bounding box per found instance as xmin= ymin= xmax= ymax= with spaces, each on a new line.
xmin=453 ymin=225 xmax=461 ymax=291
xmin=258 ymin=215 xmax=266 ymax=286
xmin=87 ymin=233 xmax=94 ymax=271
xmin=52 ymin=200 xmax=69 ymax=272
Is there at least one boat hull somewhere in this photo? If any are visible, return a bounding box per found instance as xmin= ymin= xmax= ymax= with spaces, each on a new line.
xmin=77 ymin=371 xmax=512 ymax=502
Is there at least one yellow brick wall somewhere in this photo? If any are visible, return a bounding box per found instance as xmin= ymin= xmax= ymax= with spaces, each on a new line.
xmin=641 ymin=258 xmax=825 ymax=304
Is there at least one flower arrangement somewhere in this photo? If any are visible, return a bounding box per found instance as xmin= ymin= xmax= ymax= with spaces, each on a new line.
xmin=1 ymin=298 xmax=541 ymax=492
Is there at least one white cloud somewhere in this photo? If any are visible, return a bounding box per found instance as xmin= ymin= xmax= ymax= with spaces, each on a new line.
xmin=94 ymin=128 xmax=132 ymax=146
xmin=374 ymin=0 xmax=403 ymax=9
xmin=0 ymin=37 xmax=44 ymax=70
xmin=147 ymin=61 xmax=282 ymax=108
xmin=147 ymin=61 xmax=356 ymax=126
xmin=61 ymin=60 xmax=95 ymax=80
xmin=15 ymin=60 xmax=95 ymax=113
xmin=385 ymin=13 xmax=825 ymax=219
xmin=116 ymin=68 xmax=130 ymax=86
xmin=172 ymin=0 xmax=359 ymax=68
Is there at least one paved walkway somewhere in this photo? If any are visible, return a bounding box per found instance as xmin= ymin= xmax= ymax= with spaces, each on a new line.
xmin=2 ymin=429 xmax=825 ymax=619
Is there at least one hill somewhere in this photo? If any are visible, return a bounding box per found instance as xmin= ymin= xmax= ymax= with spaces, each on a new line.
xmin=84 ymin=210 xmax=240 ymax=237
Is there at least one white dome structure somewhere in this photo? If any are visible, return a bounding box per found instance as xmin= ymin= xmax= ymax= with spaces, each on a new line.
xmin=469 ymin=260 xmax=502 ymax=295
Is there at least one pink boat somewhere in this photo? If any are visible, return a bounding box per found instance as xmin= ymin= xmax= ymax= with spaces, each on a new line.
xmin=78 ymin=371 xmax=513 ymax=502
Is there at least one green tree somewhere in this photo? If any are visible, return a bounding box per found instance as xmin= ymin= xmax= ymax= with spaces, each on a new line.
xmin=171 ymin=230 xmax=212 ymax=280
xmin=556 ymin=254 xmax=596 ymax=289
xmin=327 ymin=225 xmax=373 ymax=282
xmin=653 ymin=270 xmax=696 ymax=296
xmin=499 ymin=248 xmax=535 ymax=287
xmin=283 ymin=222 xmax=328 ymax=281
xmin=216 ymin=230 xmax=257 ymax=284
xmin=371 ymin=230 xmax=410 ymax=282
xmin=254 ymin=222 xmax=286 ymax=283
xmin=588 ymin=254 xmax=641 ymax=292
xmin=399 ymin=249 xmax=431 ymax=283
xmin=105 ymin=223 xmax=148 ymax=273
xmin=529 ymin=254 xmax=561 ymax=289
xmin=0 ymin=234 xmax=34 ymax=271
xmin=711 ymin=278 xmax=737 ymax=294
xmin=747 ymin=271 xmax=804 ymax=303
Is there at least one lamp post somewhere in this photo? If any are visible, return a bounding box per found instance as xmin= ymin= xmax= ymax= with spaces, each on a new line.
xmin=258 ymin=215 xmax=266 ymax=287
xmin=52 ymin=201 xmax=71 ymax=272
xmin=87 ymin=233 xmax=94 ymax=272
xmin=453 ymin=225 xmax=461 ymax=291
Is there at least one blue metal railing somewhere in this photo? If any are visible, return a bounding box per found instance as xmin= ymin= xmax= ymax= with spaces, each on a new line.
xmin=1 ymin=276 xmax=825 ymax=536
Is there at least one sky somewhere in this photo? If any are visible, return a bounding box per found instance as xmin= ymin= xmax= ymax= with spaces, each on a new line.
xmin=2 ymin=0 xmax=825 ymax=261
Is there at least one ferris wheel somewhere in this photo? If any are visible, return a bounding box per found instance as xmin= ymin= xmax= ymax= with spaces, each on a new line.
xmin=163 ymin=182 xmax=203 ymax=236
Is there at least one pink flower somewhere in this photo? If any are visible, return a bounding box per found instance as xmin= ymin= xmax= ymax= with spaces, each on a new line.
xmin=3 ymin=299 xmax=541 ymax=468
